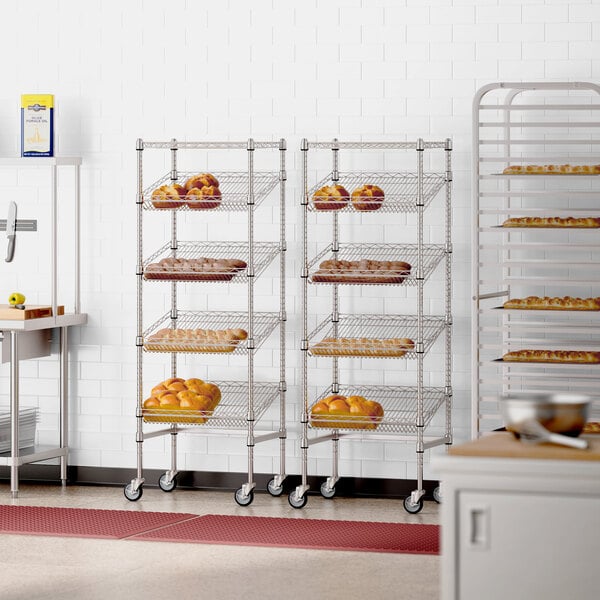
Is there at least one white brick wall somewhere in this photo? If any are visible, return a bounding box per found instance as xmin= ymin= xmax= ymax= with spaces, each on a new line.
xmin=0 ymin=0 xmax=598 ymax=485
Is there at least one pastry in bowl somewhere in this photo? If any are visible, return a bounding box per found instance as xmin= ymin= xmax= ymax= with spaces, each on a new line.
xmin=351 ymin=184 xmax=384 ymax=211
xmin=312 ymin=184 xmax=350 ymax=211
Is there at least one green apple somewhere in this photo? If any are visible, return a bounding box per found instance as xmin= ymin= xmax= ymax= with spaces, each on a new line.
xmin=8 ymin=292 xmax=26 ymax=306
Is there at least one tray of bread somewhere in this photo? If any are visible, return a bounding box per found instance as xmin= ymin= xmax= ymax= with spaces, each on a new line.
xmin=502 ymin=296 xmax=600 ymax=311
xmin=501 ymin=164 xmax=600 ymax=175
xmin=308 ymin=385 xmax=446 ymax=434
xmin=308 ymin=243 xmax=445 ymax=286
xmin=143 ymin=380 xmax=278 ymax=428
xmin=307 ymin=172 xmax=446 ymax=213
xmin=308 ymin=314 xmax=446 ymax=359
xmin=143 ymin=241 xmax=280 ymax=284
xmin=500 ymin=217 xmax=600 ymax=229
xmin=501 ymin=349 xmax=600 ymax=365
xmin=143 ymin=171 xmax=280 ymax=212
xmin=143 ymin=311 xmax=279 ymax=354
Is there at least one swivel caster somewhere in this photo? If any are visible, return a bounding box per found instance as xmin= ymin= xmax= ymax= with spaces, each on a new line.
xmin=433 ymin=486 xmax=442 ymax=504
xmin=234 ymin=487 xmax=254 ymax=507
xmin=403 ymin=495 xmax=424 ymax=514
xmin=124 ymin=482 xmax=143 ymax=502
xmin=158 ymin=473 xmax=177 ymax=493
xmin=267 ymin=478 xmax=284 ymax=497
xmin=320 ymin=481 xmax=336 ymax=499
xmin=288 ymin=490 xmax=307 ymax=509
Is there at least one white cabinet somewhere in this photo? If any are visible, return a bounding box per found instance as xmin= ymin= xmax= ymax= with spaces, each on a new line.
xmin=434 ymin=434 xmax=600 ymax=600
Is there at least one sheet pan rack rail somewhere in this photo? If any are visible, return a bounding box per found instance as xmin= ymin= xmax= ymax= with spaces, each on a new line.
xmin=307 ymin=243 xmax=446 ymax=286
xmin=306 ymin=172 xmax=447 ymax=213
xmin=307 ymin=385 xmax=447 ymax=435
xmin=142 ymin=311 xmax=280 ymax=355
xmin=142 ymin=241 xmax=280 ymax=283
xmin=141 ymin=381 xmax=279 ymax=430
xmin=142 ymin=171 xmax=280 ymax=212
xmin=307 ymin=314 xmax=447 ymax=359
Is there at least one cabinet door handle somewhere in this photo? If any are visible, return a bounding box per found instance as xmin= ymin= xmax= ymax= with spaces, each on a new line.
xmin=467 ymin=504 xmax=489 ymax=550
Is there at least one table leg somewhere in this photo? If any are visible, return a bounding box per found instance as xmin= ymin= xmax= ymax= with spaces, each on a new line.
xmin=10 ymin=331 xmax=19 ymax=498
xmin=59 ymin=327 xmax=68 ymax=486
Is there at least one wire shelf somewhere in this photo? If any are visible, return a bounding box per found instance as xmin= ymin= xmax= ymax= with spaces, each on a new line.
xmin=142 ymin=171 xmax=280 ymax=212
xmin=143 ymin=311 xmax=279 ymax=354
xmin=307 ymin=172 xmax=446 ymax=213
xmin=308 ymin=385 xmax=446 ymax=434
xmin=308 ymin=243 xmax=446 ymax=286
xmin=143 ymin=241 xmax=280 ymax=283
xmin=308 ymin=314 xmax=446 ymax=359
xmin=142 ymin=381 xmax=279 ymax=428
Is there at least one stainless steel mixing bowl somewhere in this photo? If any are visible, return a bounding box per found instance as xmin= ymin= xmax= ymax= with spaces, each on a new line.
xmin=500 ymin=393 xmax=591 ymax=438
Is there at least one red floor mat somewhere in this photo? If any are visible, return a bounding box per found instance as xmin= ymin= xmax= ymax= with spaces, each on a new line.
xmin=0 ymin=505 xmax=196 ymax=539
xmin=132 ymin=514 xmax=440 ymax=554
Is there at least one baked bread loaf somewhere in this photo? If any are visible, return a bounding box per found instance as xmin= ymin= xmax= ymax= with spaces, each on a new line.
xmin=351 ymin=184 xmax=385 ymax=211
xmin=312 ymin=259 xmax=411 ymax=284
xmin=502 ymin=349 xmax=600 ymax=364
xmin=151 ymin=184 xmax=186 ymax=209
xmin=503 ymin=164 xmax=600 ymax=175
xmin=184 ymin=173 xmax=220 ymax=190
xmin=143 ymin=377 xmax=222 ymax=423
xmin=583 ymin=422 xmax=600 ymax=434
xmin=311 ymin=394 xmax=384 ymax=430
xmin=502 ymin=216 xmax=600 ymax=228
xmin=503 ymin=296 xmax=600 ymax=311
xmin=144 ymin=257 xmax=247 ymax=281
xmin=312 ymin=184 xmax=350 ymax=211
xmin=185 ymin=185 xmax=222 ymax=210
xmin=311 ymin=337 xmax=415 ymax=357
xmin=145 ymin=328 xmax=248 ymax=353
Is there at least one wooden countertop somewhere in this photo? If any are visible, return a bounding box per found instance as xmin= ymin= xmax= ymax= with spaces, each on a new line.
xmin=449 ymin=432 xmax=600 ymax=462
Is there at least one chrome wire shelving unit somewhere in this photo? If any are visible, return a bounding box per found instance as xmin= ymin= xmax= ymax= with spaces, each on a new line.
xmin=125 ymin=139 xmax=287 ymax=506
xmin=472 ymin=81 xmax=600 ymax=437
xmin=290 ymin=139 xmax=453 ymax=513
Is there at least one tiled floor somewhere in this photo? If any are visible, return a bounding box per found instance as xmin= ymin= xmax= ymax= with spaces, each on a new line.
xmin=0 ymin=483 xmax=440 ymax=600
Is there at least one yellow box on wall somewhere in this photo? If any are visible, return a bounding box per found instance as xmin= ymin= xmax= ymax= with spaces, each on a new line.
xmin=21 ymin=94 xmax=54 ymax=157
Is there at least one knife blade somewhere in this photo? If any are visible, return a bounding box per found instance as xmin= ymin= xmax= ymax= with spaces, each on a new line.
xmin=5 ymin=201 xmax=16 ymax=262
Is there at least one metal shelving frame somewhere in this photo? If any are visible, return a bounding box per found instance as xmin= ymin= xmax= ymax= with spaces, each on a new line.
xmin=472 ymin=81 xmax=600 ymax=438
xmin=290 ymin=139 xmax=453 ymax=513
xmin=125 ymin=139 xmax=287 ymax=505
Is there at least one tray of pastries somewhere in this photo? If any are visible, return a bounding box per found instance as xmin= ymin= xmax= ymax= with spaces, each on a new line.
xmin=312 ymin=259 xmax=412 ymax=284
xmin=144 ymin=257 xmax=247 ymax=281
xmin=502 ymin=164 xmax=600 ymax=175
xmin=310 ymin=337 xmax=415 ymax=358
xmin=143 ymin=377 xmax=221 ymax=424
xmin=503 ymin=296 xmax=600 ymax=311
xmin=310 ymin=394 xmax=384 ymax=430
xmin=145 ymin=328 xmax=248 ymax=353
xmin=501 ymin=217 xmax=600 ymax=228
xmin=502 ymin=349 xmax=600 ymax=364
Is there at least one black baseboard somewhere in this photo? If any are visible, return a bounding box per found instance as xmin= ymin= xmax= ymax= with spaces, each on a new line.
xmin=0 ymin=464 xmax=439 ymax=499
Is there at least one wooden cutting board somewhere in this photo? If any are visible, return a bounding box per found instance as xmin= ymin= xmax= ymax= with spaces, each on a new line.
xmin=450 ymin=431 xmax=600 ymax=462
xmin=0 ymin=304 xmax=64 ymax=320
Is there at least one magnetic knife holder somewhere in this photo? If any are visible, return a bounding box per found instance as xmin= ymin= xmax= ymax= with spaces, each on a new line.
xmin=0 ymin=220 xmax=37 ymax=231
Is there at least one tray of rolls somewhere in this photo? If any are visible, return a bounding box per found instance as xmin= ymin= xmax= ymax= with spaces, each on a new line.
xmin=307 ymin=172 xmax=446 ymax=213
xmin=144 ymin=171 xmax=280 ymax=212
xmin=307 ymin=243 xmax=445 ymax=286
xmin=143 ymin=241 xmax=280 ymax=283
xmin=307 ymin=314 xmax=446 ymax=359
xmin=501 ymin=164 xmax=600 ymax=176
xmin=143 ymin=311 xmax=280 ymax=354
xmin=309 ymin=385 xmax=446 ymax=434
xmin=143 ymin=380 xmax=279 ymax=428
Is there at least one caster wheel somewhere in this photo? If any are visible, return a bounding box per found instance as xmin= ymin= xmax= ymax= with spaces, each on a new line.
xmin=158 ymin=473 xmax=177 ymax=493
xmin=403 ymin=496 xmax=424 ymax=514
xmin=320 ymin=482 xmax=336 ymax=499
xmin=267 ymin=478 xmax=284 ymax=497
xmin=234 ymin=487 xmax=254 ymax=507
xmin=288 ymin=490 xmax=308 ymax=509
xmin=433 ymin=486 xmax=442 ymax=504
xmin=124 ymin=483 xmax=143 ymax=502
